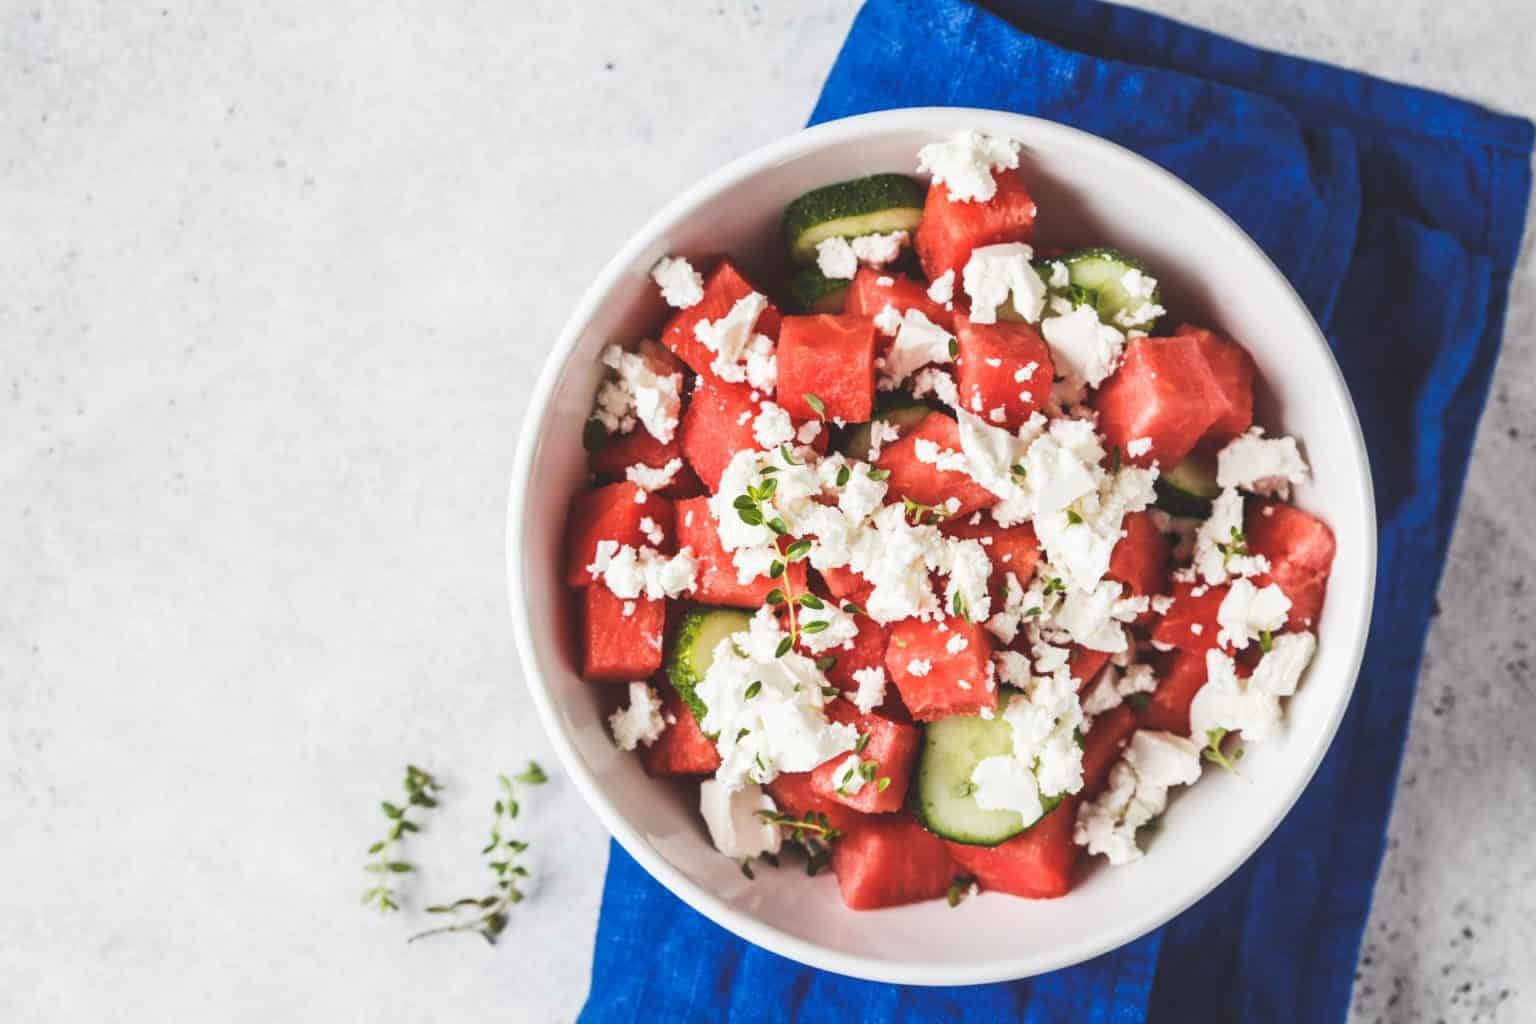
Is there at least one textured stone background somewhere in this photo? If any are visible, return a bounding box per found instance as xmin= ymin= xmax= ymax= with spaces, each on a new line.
xmin=2 ymin=2 xmax=1530 ymax=1020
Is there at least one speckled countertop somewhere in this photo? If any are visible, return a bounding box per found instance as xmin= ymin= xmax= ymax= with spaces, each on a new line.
xmin=2 ymin=2 xmax=1531 ymax=1021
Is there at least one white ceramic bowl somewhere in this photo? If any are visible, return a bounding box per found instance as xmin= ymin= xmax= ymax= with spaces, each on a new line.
xmin=507 ymin=108 xmax=1375 ymax=986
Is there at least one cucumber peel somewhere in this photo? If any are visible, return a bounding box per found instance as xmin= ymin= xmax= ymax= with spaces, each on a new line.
xmin=783 ymin=174 xmax=926 ymax=265
xmin=787 ymin=265 xmax=851 ymax=314
xmin=665 ymin=606 xmax=753 ymax=723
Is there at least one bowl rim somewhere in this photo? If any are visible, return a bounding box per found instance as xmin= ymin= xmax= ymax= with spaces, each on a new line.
xmin=506 ymin=106 xmax=1377 ymax=986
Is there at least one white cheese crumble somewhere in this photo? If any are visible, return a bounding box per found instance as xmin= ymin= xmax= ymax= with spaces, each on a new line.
xmin=906 ymin=658 xmax=933 ymax=677
xmin=639 ymin=515 xmax=665 ymax=547
xmin=850 ymin=666 xmax=887 ymax=714
xmin=752 ymin=402 xmax=796 ymax=451
xmin=609 ymin=682 xmax=667 ymax=750
xmin=927 ymin=269 xmax=956 ymax=304
xmin=1249 ymin=631 xmax=1317 ymax=697
xmin=815 ymin=236 xmax=858 ymax=280
xmin=697 ymin=609 xmax=858 ymax=790
xmin=880 ymin=309 xmax=955 ymax=388
xmin=1074 ymin=730 xmax=1202 ymax=865
xmin=625 ymin=457 xmax=683 ymax=492
xmin=830 ymin=755 xmax=868 ymax=795
xmin=1053 ymin=578 xmax=1148 ymax=654
xmin=1110 ymin=269 xmax=1167 ymax=329
xmin=970 ymin=754 xmax=1044 ymax=822
xmin=1082 ymin=662 xmax=1158 ymax=717
xmin=650 ymin=256 xmax=704 ymax=309
xmin=916 ymin=131 xmax=1023 ymax=203
xmin=1193 ymin=488 xmax=1270 ymax=584
xmin=849 ymin=231 xmax=909 ymax=267
xmin=693 ymin=293 xmax=777 ymax=390
xmin=1040 ymin=304 xmax=1126 ymax=402
xmin=797 ymin=603 xmax=861 ymax=654
xmin=1190 ymin=648 xmax=1282 ymax=743
xmin=872 ymin=302 xmax=904 ymax=338
xmin=1215 ymin=579 xmax=1291 ymax=650
xmin=1216 ymin=428 xmax=1311 ymax=498
xmin=1126 ymin=437 xmax=1152 ymax=459
xmin=594 ymin=343 xmax=684 ymax=444
xmin=586 ymin=541 xmax=697 ymax=600
xmin=962 ymin=243 xmax=1047 ymax=325
xmin=699 ymin=779 xmax=782 ymax=859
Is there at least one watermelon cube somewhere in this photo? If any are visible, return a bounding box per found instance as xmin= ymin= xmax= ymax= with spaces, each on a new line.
xmin=763 ymin=771 xmax=867 ymax=834
xmin=874 ymin=412 xmax=1000 ymax=519
xmin=1080 ymin=705 xmax=1138 ymax=798
xmin=1094 ymin=335 xmax=1222 ymax=469
xmin=831 ymin=815 xmax=958 ymax=910
xmin=916 ymin=167 xmax=1038 ymax=283
xmin=587 ymin=429 xmax=703 ymax=499
xmin=674 ymin=496 xmax=809 ymax=607
xmin=1247 ymin=500 xmax=1337 ymax=630
xmin=818 ymin=565 xmax=874 ymax=608
xmin=1068 ymin=646 xmax=1112 ymax=691
xmin=1108 ymin=509 xmax=1171 ymax=622
xmin=776 ymin=314 xmax=878 ymax=423
xmin=812 ymin=615 xmax=889 ymax=695
xmin=660 ymin=259 xmax=781 ymax=381
xmin=944 ymin=800 xmax=1078 ymax=900
xmin=953 ymin=313 xmax=1054 ymax=429
xmin=844 ymin=268 xmax=955 ymax=331
xmin=1180 ymin=325 xmax=1256 ymax=451
xmin=678 ymin=377 xmax=764 ymax=492
xmin=1149 ymin=580 xmax=1230 ymax=652
xmin=581 ymin=583 xmax=665 ymax=682
xmin=810 ymin=701 xmax=921 ymax=814
xmin=886 ymin=616 xmax=997 ymax=721
xmin=942 ymin=517 xmax=1041 ymax=594
xmin=1137 ymin=648 xmax=1211 ymax=737
xmin=564 ymin=483 xmax=674 ymax=587
xmin=641 ymin=687 xmax=721 ymax=777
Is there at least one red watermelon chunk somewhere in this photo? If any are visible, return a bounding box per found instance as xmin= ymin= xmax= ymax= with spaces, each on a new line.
xmin=641 ymin=687 xmax=721 ymax=777
xmin=1137 ymin=648 xmax=1210 ymax=737
xmin=813 ymin=616 xmax=889 ymax=695
xmin=916 ymin=167 xmax=1038 ymax=283
xmin=944 ymin=800 xmax=1078 ymax=900
xmin=819 ymin=565 xmax=875 ymax=608
xmin=874 ymin=411 xmax=1000 ymax=519
xmin=581 ymin=583 xmax=665 ymax=682
xmin=1108 ymin=509 xmax=1171 ymax=623
xmin=886 ymin=616 xmax=997 ymax=721
xmin=776 ymin=314 xmax=877 ymax=423
xmin=953 ymin=313 xmax=1054 ymax=429
xmin=1068 ymin=646 xmax=1112 ymax=692
xmin=675 ymin=496 xmax=808 ymax=607
xmin=1247 ymin=500 xmax=1337 ymax=630
xmin=1094 ymin=335 xmax=1222 ymax=469
xmin=1150 ymin=580 xmax=1230 ymax=652
xmin=763 ymin=771 xmax=867 ymax=834
xmin=810 ymin=701 xmax=921 ymax=814
xmin=660 ymin=259 xmax=781 ymax=381
xmin=587 ymin=430 xmax=703 ymax=499
xmin=832 ymin=814 xmax=958 ymax=910
xmin=844 ymin=267 xmax=956 ymax=331
xmin=1179 ymin=325 xmax=1256 ymax=451
xmin=678 ymin=377 xmax=763 ymax=492
xmin=941 ymin=517 xmax=1041 ymax=594
xmin=1081 ymin=705 xmax=1138 ymax=798
xmin=564 ymin=483 xmax=674 ymax=587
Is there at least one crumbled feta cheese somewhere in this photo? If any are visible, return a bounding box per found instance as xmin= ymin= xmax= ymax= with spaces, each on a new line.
xmin=625 ymin=457 xmax=683 ymax=492
xmin=963 ymin=243 xmax=1046 ymax=324
xmin=797 ymin=603 xmax=861 ymax=654
xmin=1216 ymin=428 xmax=1310 ymax=498
xmin=639 ymin=515 xmax=665 ymax=547
xmin=1054 ymin=579 xmax=1147 ymax=653
xmin=699 ymin=779 xmax=782 ymax=859
xmin=851 ymin=666 xmax=887 ymax=714
xmin=880 ymin=309 xmax=954 ymax=387
xmin=1216 ymin=579 xmax=1291 ymax=650
xmin=752 ymin=402 xmax=796 ymax=451
xmin=924 ymin=270 xmax=955 ymax=306
xmin=693 ymin=293 xmax=777 ymax=389
xmin=1193 ymin=488 xmax=1270 ymax=584
xmin=816 ymin=236 xmax=858 ymax=280
xmin=609 ymin=682 xmax=667 ymax=750
xmin=916 ymin=131 xmax=1022 ymax=203
xmin=650 ymin=256 xmax=705 ymax=308
xmin=906 ymin=658 xmax=933 ymax=677
xmin=1126 ymin=437 xmax=1153 ymax=459
xmin=849 ymin=231 xmax=909 ymax=267
xmin=830 ymin=755 xmax=868 ymax=795
xmin=1110 ymin=269 xmax=1166 ymax=329
xmin=1074 ymin=729 xmax=1201 ymax=864
xmin=796 ymin=419 xmax=822 ymax=445
xmin=1190 ymin=648 xmax=1283 ymax=743
xmin=945 ymin=633 xmax=970 ymax=654
xmin=1248 ymin=631 xmax=1317 ymax=697
xmin=1041 ymin=304 xmax=1126 ymax=401
xmin=872 ymin=303 xmax=903 ymax=338
xmin=594 ymin=343 xmax=684 ymax=444
xmin=621 ymin=600 xmax=637 ymax=618
xmin=970 ymin=754 xmax=1044 ymax=822
xmin=876 ymin=275 xmax=894 ymax=287
xmin=997 ymin=651 xmax=1086 ymax=797
xmin=697 ymin=610 xmax=859 ymax=790
xmin=587 ymin=541 xmax=697 ymax=600
xmin=1082 ymin=662 xmax=1159 ymax=717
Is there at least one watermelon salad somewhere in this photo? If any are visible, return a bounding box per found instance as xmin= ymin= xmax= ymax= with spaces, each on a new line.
xmin=570 ymin=130 xmax=1337 ymax=911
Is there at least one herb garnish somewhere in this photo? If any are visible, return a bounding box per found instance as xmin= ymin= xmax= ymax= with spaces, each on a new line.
xmin=362 ymin=764 xmax=441 ymax=913
xmin=946 ymin=875 xmax=976 ymax=907
xmin=804 ymin=393 xmax=827 ymax=421
xmin=1202 ymin=729 xmax=1244 ymax=774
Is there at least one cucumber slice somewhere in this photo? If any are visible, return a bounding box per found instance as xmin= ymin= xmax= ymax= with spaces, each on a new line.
xmin=783 ymin=174 xmax=926 ymax=265
xmin=1056 ymin=247 xmax=1163 ymax=332
xmin=787 ymin=265 xmax=851 ymax=314
xmin=912 ymin=705 xmax=1063 ymax=847
xmin=1154 ymin=456 xmax=1220 ymax=518
xmin=665 ymin=607 xmax=753 ymax=723
xmin=837 ymin=394 xmax=937 ymax=462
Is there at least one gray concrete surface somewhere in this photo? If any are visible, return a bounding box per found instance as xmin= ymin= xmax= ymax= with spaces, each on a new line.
xmin=1 ymin=2 xmax=1530 ymax=1020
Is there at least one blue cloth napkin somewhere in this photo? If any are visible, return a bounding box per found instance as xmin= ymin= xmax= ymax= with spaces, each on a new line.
xmin=579 ymin=2 xmax=1533 ymax=1021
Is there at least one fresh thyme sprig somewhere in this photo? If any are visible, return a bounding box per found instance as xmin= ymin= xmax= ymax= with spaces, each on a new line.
xmin=362 ymin=764 xmax=442 ymax=913
xmin=1217 ymin=526 xmax=1249 ymax=568
xmin=407 ymin=762 xmax=547 ymax=944
xmin=756 ymin=809 xmax=843 ymax=877
xmin=901 ymin=496 xmax=951 ymax=526
xmin=1202 ymin=728 xmax=1244 ymax=774
xmin=946 ymin=874 xmax=977 ymax=908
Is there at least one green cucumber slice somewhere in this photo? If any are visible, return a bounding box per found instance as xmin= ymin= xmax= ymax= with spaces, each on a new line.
xmin=912 ymin=704 xmax=1063 ymax=847
xmin=1057 ymin=247 xmax=1163 ymax=332
xmin=837 ymin=394 xmax=937 ymax=462
xmin=1153 ymin=456 xmax=1220 ymax=518
xmin=665 ymin=607 xmax=753 ymax=724
xmin=787 ymin=265 xmax=852 ymax=314
xmin=782 ymin=174 xmax=926 ymax=265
